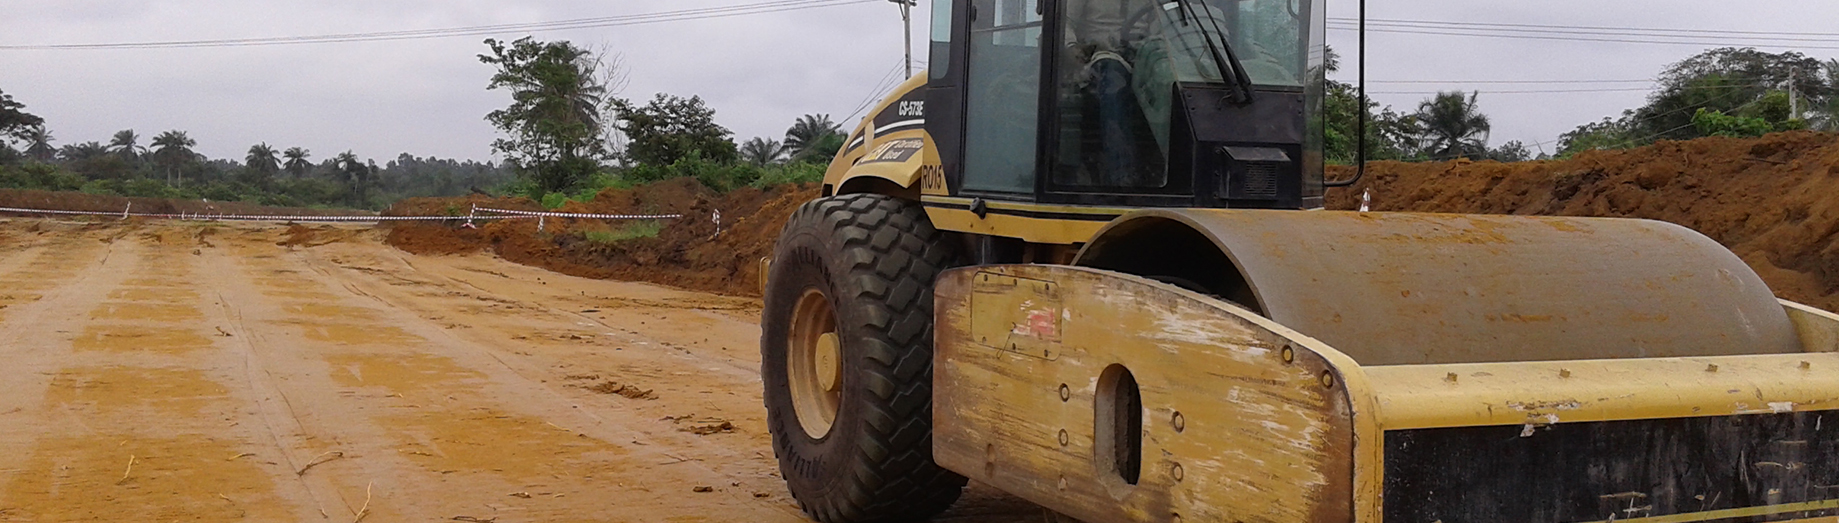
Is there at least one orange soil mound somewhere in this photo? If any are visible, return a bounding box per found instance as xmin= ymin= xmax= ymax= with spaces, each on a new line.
xmin=0 ymin=188 xmax=370 ymax=218
xmin=384 ymin=178 xmax=819 ymax=297
xmin=1326 ymin=130 xmax=1839 ymax=311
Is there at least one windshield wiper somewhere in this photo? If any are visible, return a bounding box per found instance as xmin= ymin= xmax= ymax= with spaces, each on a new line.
xmin=1170 ymin=0 xmax=1255 ymax=104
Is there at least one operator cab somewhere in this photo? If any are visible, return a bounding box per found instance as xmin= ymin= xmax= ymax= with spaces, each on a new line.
xmin=924 ymin=0 xmax=1327 ymax=210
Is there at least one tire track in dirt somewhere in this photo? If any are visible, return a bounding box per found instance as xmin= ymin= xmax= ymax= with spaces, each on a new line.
xmin=0 ymin=224 xmax=321 ymax=521
xmin=286 ymin=226 xmax=1042 ymax=523
xmin=194 ymin=225 xmax=812 ymax=522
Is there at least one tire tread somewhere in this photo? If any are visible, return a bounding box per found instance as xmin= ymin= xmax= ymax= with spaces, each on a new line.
xmin=766 ymin=194 xmax=965 ymax=523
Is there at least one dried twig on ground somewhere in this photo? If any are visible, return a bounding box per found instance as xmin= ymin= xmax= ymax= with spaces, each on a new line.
xmin=297 ymin=451 xmax=346 ymax=476
xmin=352 ymin=481 xmax=373 ymax=523
xmin=116 ymin=455 xmax=136 ymax=485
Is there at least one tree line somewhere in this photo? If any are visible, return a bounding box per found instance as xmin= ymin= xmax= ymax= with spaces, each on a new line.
xmin=0 ymin=36 xmax=845 ymax=212
xmin=1325 ymin=47 xmax=1839 ymax=164
xmin=0 ymin=98 xmax=515 ymax=210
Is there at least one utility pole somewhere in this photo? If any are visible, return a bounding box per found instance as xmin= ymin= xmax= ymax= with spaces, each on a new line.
xmin=890 ymin=0 xmax=917 ymax=77
xmin=1790 ymin=67 xmax=1800 ymax=120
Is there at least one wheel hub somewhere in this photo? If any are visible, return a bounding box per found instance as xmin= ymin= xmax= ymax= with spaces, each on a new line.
xmin=816 ymin=333 xmax=841 ymax=392
xmin=788 ymin=289 xmax=841 ymax=439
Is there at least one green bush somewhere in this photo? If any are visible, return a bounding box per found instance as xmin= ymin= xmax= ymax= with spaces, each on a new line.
xmin=583 ymin=220 xmax=664 ymax=244
xmin=570 ymin=171 xmax=634 ymax=202
xmin=626 ymin=154 xmax=762 ymax=192
xmin=540 ymin=192 xmax=570 ymax=210
xmin=623 ymin=154 xmax=825 ymax=193
xmin=0 ymin=163 xmax=85 ymax=192
xmin=752 ymin=162 xmax=825 ymax=188
xmin=1692 ymin=108 xmax=1775 ymax=138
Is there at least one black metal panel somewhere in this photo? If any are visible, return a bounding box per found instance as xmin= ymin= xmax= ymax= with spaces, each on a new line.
xmin=927 ymin=0 xmax=972 ymax=197
xmin=1180 ymin=86 xmax=1306 ymax=145
xmin=1171 ymin=85 xmax=1305 ymax=209
xmin=1384 ymin=412 xmax=1839 ymax=523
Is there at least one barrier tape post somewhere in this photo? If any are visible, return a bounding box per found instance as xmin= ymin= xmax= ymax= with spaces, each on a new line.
xmin=711 ymin=209 xmax=722 ymax=239
xmin=122 ymin=203 xmax=131 ymax=220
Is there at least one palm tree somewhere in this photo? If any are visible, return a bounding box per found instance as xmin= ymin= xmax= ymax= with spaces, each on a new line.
xmin=1415 ymin=91 xmax=1491 ymax=160
xmin=334 ymin=151 xmax=373 ymax=207
xmin=58 ymin=141 xmax=110 ymax=162
xmin=108 ymin=129 xmax=145 ymax=161
xmin=282 ymin=147 xmax=312 ymax=178
xmin=740 ymin=137 xmax=786 ymax=166
xmin=150 ymin=130 xmax=198 ymax=186
xmin=22 ymin=126 xmax=55 ymax=162
xmin=784 ymin=114 xmax=842 ymax=161
xmin=241 ymin=142 xmax=281 ymax=188
xmin=245 ymin=143 xmax=280 ymax=172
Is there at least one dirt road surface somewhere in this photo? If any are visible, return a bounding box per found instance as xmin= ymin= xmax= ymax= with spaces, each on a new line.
xmin=0 ymin=219 xmax=1035 ymax=522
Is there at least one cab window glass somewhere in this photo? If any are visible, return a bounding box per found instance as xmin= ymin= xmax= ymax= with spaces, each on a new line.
xmin=961 ymin=0 xmax=1043 ymax=194
xmin=929 ymin=0 xmax=953 ymax=80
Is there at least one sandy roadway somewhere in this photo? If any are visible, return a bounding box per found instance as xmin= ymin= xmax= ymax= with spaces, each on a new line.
xmin=0 ymin=219 xmax=1036 ymax=522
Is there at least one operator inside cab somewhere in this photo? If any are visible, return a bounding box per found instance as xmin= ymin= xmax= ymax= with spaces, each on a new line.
xmin=1055 ymin=0 xmax=1305 ymax=189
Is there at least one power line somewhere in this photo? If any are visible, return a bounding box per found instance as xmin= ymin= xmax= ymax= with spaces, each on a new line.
xmin=1369 ymin=87 xmax=1660 ymax=95
xmin=0 ymin=0 xmax=877 ymax=51
xmin=844 ymin=60 xmax=910 ymax=123
xmin=1331 ymin=17 xmax=1839 ymax=40
xmin=1367 ymin=83 xmax=1791 ymax=95
xmin=1326 ymin=22 xmax=1839 ymax=50
xmin=1368 ymin=78 xmax=1655 ymax=85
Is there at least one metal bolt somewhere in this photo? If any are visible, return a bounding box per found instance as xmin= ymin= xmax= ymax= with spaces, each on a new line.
xmin=1559 ymin=368 xmax=1572 ymax=378
xmin=1172 ymin=412 xmax=1186 ymax=433
xmin=1445 ymin=372 xmax=1459 ymax=383
xmin=1280 ymin=345 xmax=1295 ymax=364
xmin=1058 ymin=429 xmax=1069 ymax=446
xmin=1058 ymin=384 xmax=1070 ymax=402
xmin=1171 ymin=463 xmax=1185 ymax=482
xmin=1320 ymin=371 xmax=1336 ymax=389
xmin=1803 ymin=361 xmax=1814 ymax=370
xmin=1707 ymin=364 xmax=1720 ymax=373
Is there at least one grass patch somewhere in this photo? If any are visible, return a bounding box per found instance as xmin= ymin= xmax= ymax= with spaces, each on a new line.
xmin=584 ymin=221 xmax=664 ymax=244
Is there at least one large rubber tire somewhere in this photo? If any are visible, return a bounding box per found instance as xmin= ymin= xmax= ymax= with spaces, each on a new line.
xmin=762 ymin=194 xmax=966 ymax=523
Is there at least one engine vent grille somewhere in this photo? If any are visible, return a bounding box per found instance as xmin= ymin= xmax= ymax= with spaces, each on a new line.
xmin=1238 ymin=162 xmax=1280 ymax=198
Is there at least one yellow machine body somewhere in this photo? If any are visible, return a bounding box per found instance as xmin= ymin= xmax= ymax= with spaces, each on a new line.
xmin=786 ymin=48 xmax=1839 ymax=520
xmin=817 ymin=82 xmax=1839 ymax=522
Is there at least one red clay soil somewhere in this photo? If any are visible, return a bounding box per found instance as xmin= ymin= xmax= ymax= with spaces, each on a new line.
xmin=0 ymin=188 xmax=371 ymax=218
xmin=384 ymin=178 xmax=819 ymax=297
xmin=1325 ymin=130 xmax=1839 ymax=311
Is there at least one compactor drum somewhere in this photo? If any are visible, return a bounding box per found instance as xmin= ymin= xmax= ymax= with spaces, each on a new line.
xmin=761 ymin=0 xmax=1839 ymax=522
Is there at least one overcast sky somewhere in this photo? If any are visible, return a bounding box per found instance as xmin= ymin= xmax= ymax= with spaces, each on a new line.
xmin=2 ymin=1 xmax=1835 ymax=163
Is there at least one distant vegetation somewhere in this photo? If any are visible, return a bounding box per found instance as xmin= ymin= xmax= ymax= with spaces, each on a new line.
xmin=0 ymin=91 xmax=515 ymax=210
xmin=1327 ymin=46 xmax=1838 ymax=163
xmin=0 ymin=37 xmax=838 ymax=211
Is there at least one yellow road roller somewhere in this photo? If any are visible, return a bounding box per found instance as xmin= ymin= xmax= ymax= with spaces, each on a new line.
xmin=760 ymin=0 xmax=1839 ymax=522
